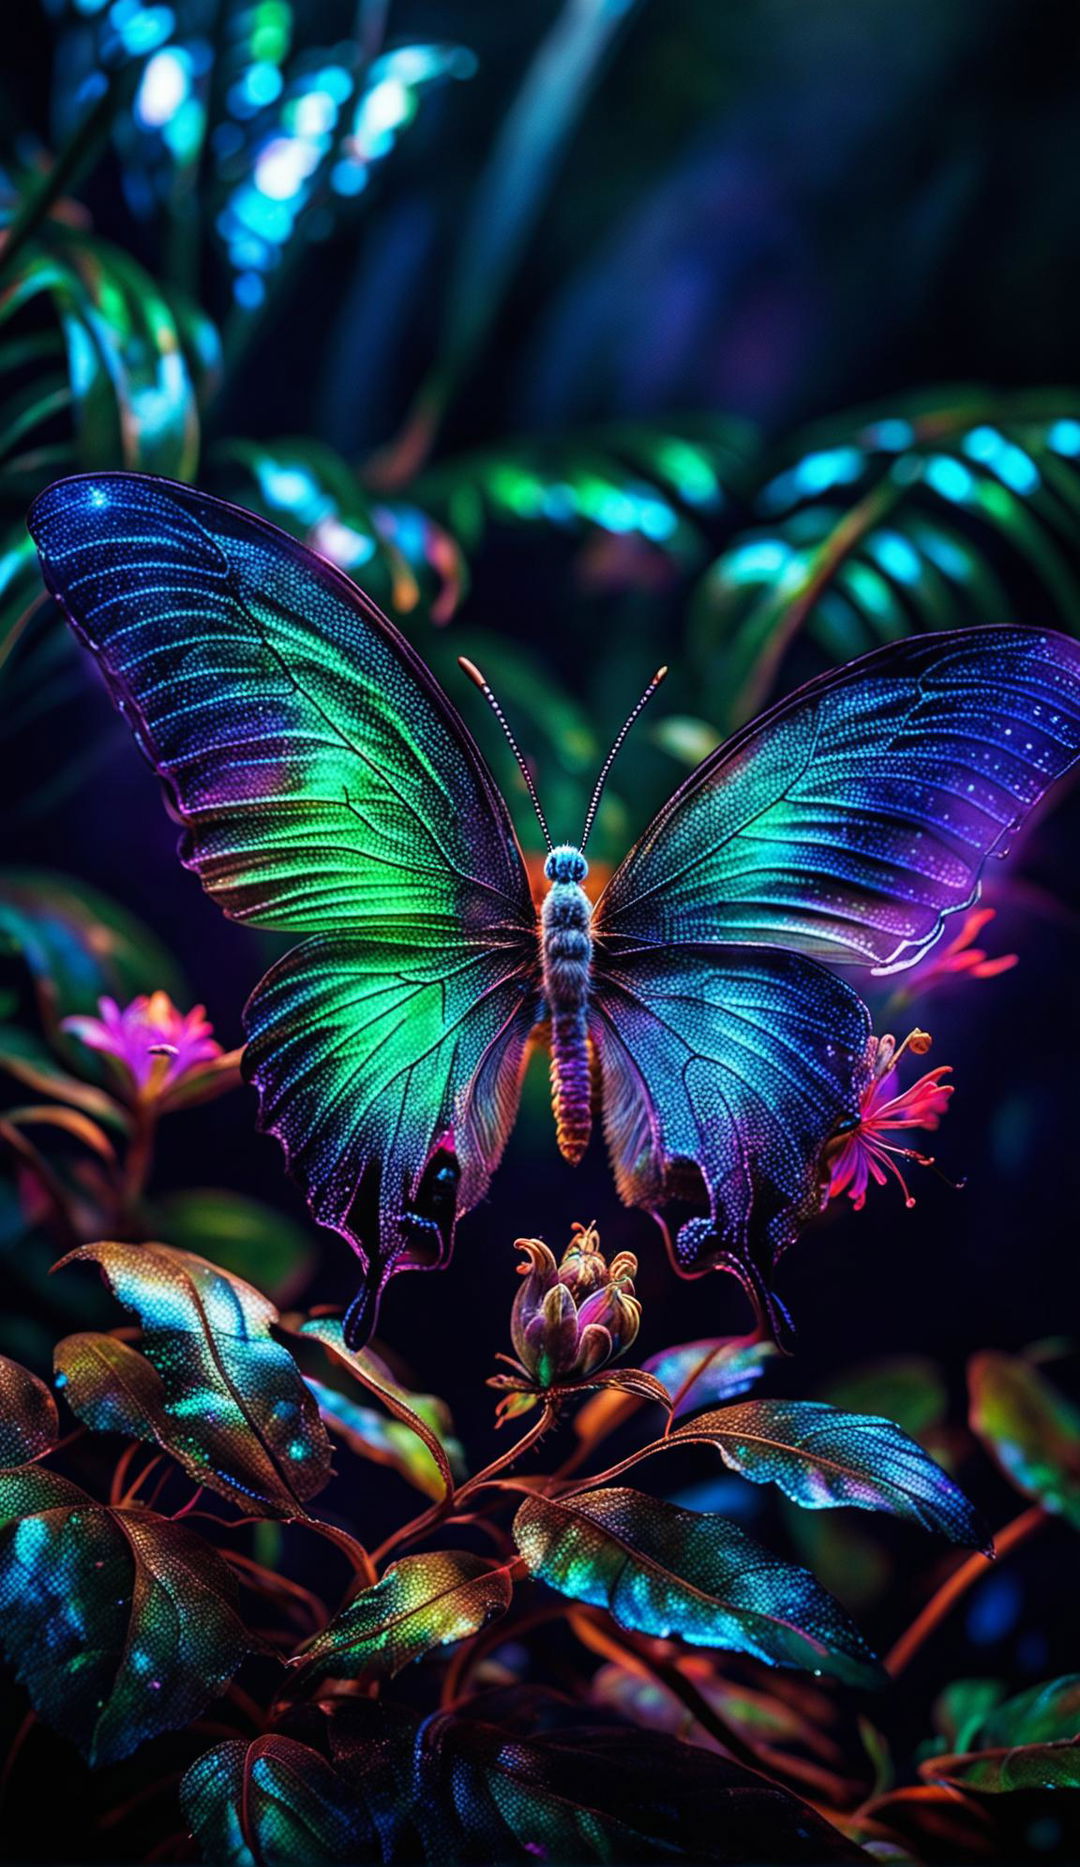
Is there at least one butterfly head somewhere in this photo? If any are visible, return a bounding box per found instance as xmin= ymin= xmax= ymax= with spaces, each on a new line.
xmin=545 ymin=845 xmax=588 ymax=885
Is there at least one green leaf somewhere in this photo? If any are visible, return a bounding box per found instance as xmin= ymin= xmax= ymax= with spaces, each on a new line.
xmin=924 ymin=1685 xmax=1080 ymax=1795
xmin=0 ymin=224 xmax=217 ymax=482
xmin=304 ymin=1377 xmax=462 ymax=1501
xmin=0 ymin=1352 xmax=58 ymax=1466
xmin=513 ymin=1486 xmax=883 ymax=1687
xmin=0 ymin=1465 xmax=251 ymax=1765
xmin=932 ymin=1677 xmax=1007 ymax=1756
xmin=968 ymin=1350 xmax=1080 ymax=1524
xmin=821 ymin=1357 xmax=949 ymax=1442
xmin=181 ymin=1737 xmax=373 ymax=1866
xmin=328 ymin=1698 xmax=862 ymax=1863
xmin=0 ymin=869 xmax=185 ymax=1034
xmin=153 ymin=1188 xmax=314 ymax=1304
xmin=300 ymin=1317 xmax=460 ymax=1501
xmin=292 ymin=1549 xmax=513 ymax=1687
xmin=57 ymin=1241 xmax=332 ymax=1515
xmin=0 ymin=1022 xmax=128 ymax=1127
xmin=692 ymin=389 xmax=1080 ymax=729
xmin=667 ymin=1400 xmax=987 ymax=1546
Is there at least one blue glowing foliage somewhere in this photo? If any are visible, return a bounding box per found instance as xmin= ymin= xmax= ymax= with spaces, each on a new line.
xmin=182 ymin=1736 xmax=374 ymax=1866
xmin=0 ymin=1466 xmax=250 ymax=1765
xmin=55 ymin=1240 xmax=332 ymax=1514
xmin=513 ymin=1486 xmax=884 ymax=1687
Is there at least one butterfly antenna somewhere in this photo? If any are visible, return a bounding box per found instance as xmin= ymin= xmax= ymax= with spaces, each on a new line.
xmin=580 ymin=666 xmax=668 ymax=851
xmin=459 ymin=657 xmax=553 ymax=851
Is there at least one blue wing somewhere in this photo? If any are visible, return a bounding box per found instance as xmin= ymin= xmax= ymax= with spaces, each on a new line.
xmin=596 ymin=627 xmax=1080 ymax=972
xmin=589 ymin=944 xmax=871 ymax=1335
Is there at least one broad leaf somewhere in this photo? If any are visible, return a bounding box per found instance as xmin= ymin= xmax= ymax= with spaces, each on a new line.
xmin=646 ymin=1338 xmax=777 ymax=1418
xmin=692 ymin=389 xmax=1080 ymax=728
xmin=513 ymin=1487 xmax=883 ymax=1687
xmin=923 ymin=1675 xmax=1080 ymax=1793
xmin=182 ymin=1736 xmax=372 ymax=1865
xmin=58 ymin=1242 xmax=332 ymax=1514
xmin=0 ymin=1352 xmax=58 ymax=1465
xmin=304 ymin=1377 xmax=462 ymax=1501
xmin=292 ymin=1550 xmax=513 ymax=1686
xmin=969 ymin=1351 xmax=1080 ymax=1524
xmin=0 ymin=1465 xmax=251 ymax=1765
xmin=666 ymin=1400 xmax=986 ymax=1545
xmin=329 ymin=1698 xmax=864 ymax=1862
xmin=300 ymin=1317 xmax=458 ymax=1501
xmin=0 ymin=869 xmax=184 ymax=1034
xmin=927 ymin=1740 xmax=1080 ymax=1793
xmin=822 ymin=1356 xmax=949 ymax=1442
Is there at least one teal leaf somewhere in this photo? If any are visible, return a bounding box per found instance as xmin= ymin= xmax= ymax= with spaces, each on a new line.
xmin=668 ymin=1400 xmax=987 ymax=1546
xmin=643 ymin=1338 xmax=777 ymax=1419
xmin=182 ymin=1736 xmax=373 ymax=1865
xmin=0 ymin=1352 xmax=58 ymax=1466
xmin=57 ymin=1241 xmax=332 ymax=1515
xmin=822 ymin=1357 xmax=949 ymax=1442
xmin=0 ymin=1466 xmax=251 ymax=1765
xmin=969 ymin=1350 xmax=1080 ymax=1524
xmin=932 ymin=1678 xmax=1007 ymax=1756
xmin=300 ymin=1317 xmax=459 ymax=1501
xmin=692 ymin=388 xmax=1080 ymax=729
xmin=328 ymin=1698 xmax=863 ymax=1862
xmin=304 ymin=1377 xmax=463 ymax=1502
xmin=924 ymin=1679 xmax=1080 ymax=1794
xmin=0 ymin=869 xmax=184 ymax=1034
xmin=513 ymin=1487 xmax=883 ymax=1687
xmin=292 ymin=1550 xmax=513 ymax=1687
xmin=153 ymin=1188 xmax=315 ymax=1304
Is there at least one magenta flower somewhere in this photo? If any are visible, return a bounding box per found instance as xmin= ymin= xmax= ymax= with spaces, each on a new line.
xmin=824 ymin=1029 xmax=953 ymax=1211
xmin=890 ymin=906 xmax=1018 ymax=1006
xmin=61 ymin=992 xmax=225 ymax=1103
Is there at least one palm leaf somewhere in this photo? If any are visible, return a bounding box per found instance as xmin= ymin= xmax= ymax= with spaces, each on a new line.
xmin=692 ymin=388 xmax=1080 ymax=729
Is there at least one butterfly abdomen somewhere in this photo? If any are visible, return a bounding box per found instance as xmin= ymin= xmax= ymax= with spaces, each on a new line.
xmin=541 ymin=849 xmax=594 ymax=1164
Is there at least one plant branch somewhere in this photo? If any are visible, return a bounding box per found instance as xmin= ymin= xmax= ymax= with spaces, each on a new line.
xmin=885 ymin=1504 xmax=1048 ymax=1677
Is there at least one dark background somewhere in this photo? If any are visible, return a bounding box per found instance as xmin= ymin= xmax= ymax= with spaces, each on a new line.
xmin=3 ymin=1 xmax=1080 ymax=1821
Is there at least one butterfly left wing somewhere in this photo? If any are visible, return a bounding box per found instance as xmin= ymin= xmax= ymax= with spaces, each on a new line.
xmin=27 ymin=473 xmax=540 ymax=1335
xmin=589 ymin=942 xmax=870 ymax=1335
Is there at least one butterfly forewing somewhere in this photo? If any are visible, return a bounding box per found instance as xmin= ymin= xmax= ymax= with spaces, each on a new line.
xmin=595 ymin=627 xmax=1080 ymax=972
xmin=29 ymin=475 xmax=540 ymax=1322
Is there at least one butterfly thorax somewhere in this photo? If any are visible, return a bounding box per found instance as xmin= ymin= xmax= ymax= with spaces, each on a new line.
xmin=541 ymin=845 xmax=594 ymax=1164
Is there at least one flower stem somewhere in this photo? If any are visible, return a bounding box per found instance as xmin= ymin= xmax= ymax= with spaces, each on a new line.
xmin=370 ymin=1402 xmax=558 ymax=1568
xmin=885 ymin=1504 xmax=1047 ymax=1677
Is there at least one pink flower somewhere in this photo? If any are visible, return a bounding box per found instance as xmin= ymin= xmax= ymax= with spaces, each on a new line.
xmin=890 ymin=907 xmax=1018 ymax=1006
xmin=62 ymin=992 xmax=223 ymax=1101
xmin=824 ymin=1029 xmax=954 ymax=1211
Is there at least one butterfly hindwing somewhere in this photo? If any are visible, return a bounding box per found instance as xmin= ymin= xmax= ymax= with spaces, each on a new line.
xmin=596 ymin=627 xmax=1080 ymax=972
xmin=28 ymin=474 xmax=540 ymax=1323
xmin=590 ymin=942 xmax=871 ymax=1324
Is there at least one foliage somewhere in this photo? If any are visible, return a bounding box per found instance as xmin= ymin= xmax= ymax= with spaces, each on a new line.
xmin=3 ymin=5 xmax=1080 ymax=1863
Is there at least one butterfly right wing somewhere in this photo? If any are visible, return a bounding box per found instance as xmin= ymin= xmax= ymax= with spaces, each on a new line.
xmin=28 ymin=473 xmax=541 ymax=1328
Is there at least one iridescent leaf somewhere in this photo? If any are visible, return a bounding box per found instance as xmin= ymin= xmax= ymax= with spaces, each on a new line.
xmin=292 ymin=1550 xmax=513 ymax=1686
xmin=513 ymin=1487 xmax=883 ymax=1686
xmin=330 ymin=1696 xmax=863 ymax=1862
xmin=304 ymin=1377 xmax=462 ymax=1501
xmin=646 ymin=1339 xmax=777 ymax=1419
xmin=300 ymin=1318 xmax=459 ymax=1500
xmin=153 ymin=1188 xmax=315 ymax=1304
xmin=667 ymin=1401 xmax=987 ymax=1545
xmin=924 ymin=1685 xmax=1080 ymax=1795
xmin=0 ymin=869 xmax=184 ymax=1035
xmin=57 ymin=1241 xmax=332 ymax=1514
xmin=0 ymin=1465 xmax=251 ymax=1765
xmin=0 ymin=1352 xmax=58 ymax=1466
xmin=181 ymin=1736 xmax=372 ymax=1865
xmin=969 ymin=1350 xmax=1080 ymax=1524
xmin=692 ymin=389 xmax=1080 ymax=729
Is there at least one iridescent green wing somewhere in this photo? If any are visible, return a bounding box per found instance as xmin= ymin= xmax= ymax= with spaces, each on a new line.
xmin=29 ymin=474 xmax=539 ymax=1336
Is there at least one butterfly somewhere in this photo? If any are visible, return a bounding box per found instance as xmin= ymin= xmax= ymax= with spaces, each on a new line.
xmin=28 ymin=473 xmax=1080 ymax=1347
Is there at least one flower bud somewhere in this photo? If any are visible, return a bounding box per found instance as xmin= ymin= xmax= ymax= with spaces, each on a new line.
xmin=506 ymin=1224 xmax=641 ymax=1391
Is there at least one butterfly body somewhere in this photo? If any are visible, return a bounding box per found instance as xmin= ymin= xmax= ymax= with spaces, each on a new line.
xmin=540 ymin=845 xmax=594 ymax=1164
xmin=28 ymin=471 xmax=1080 ymax=1346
